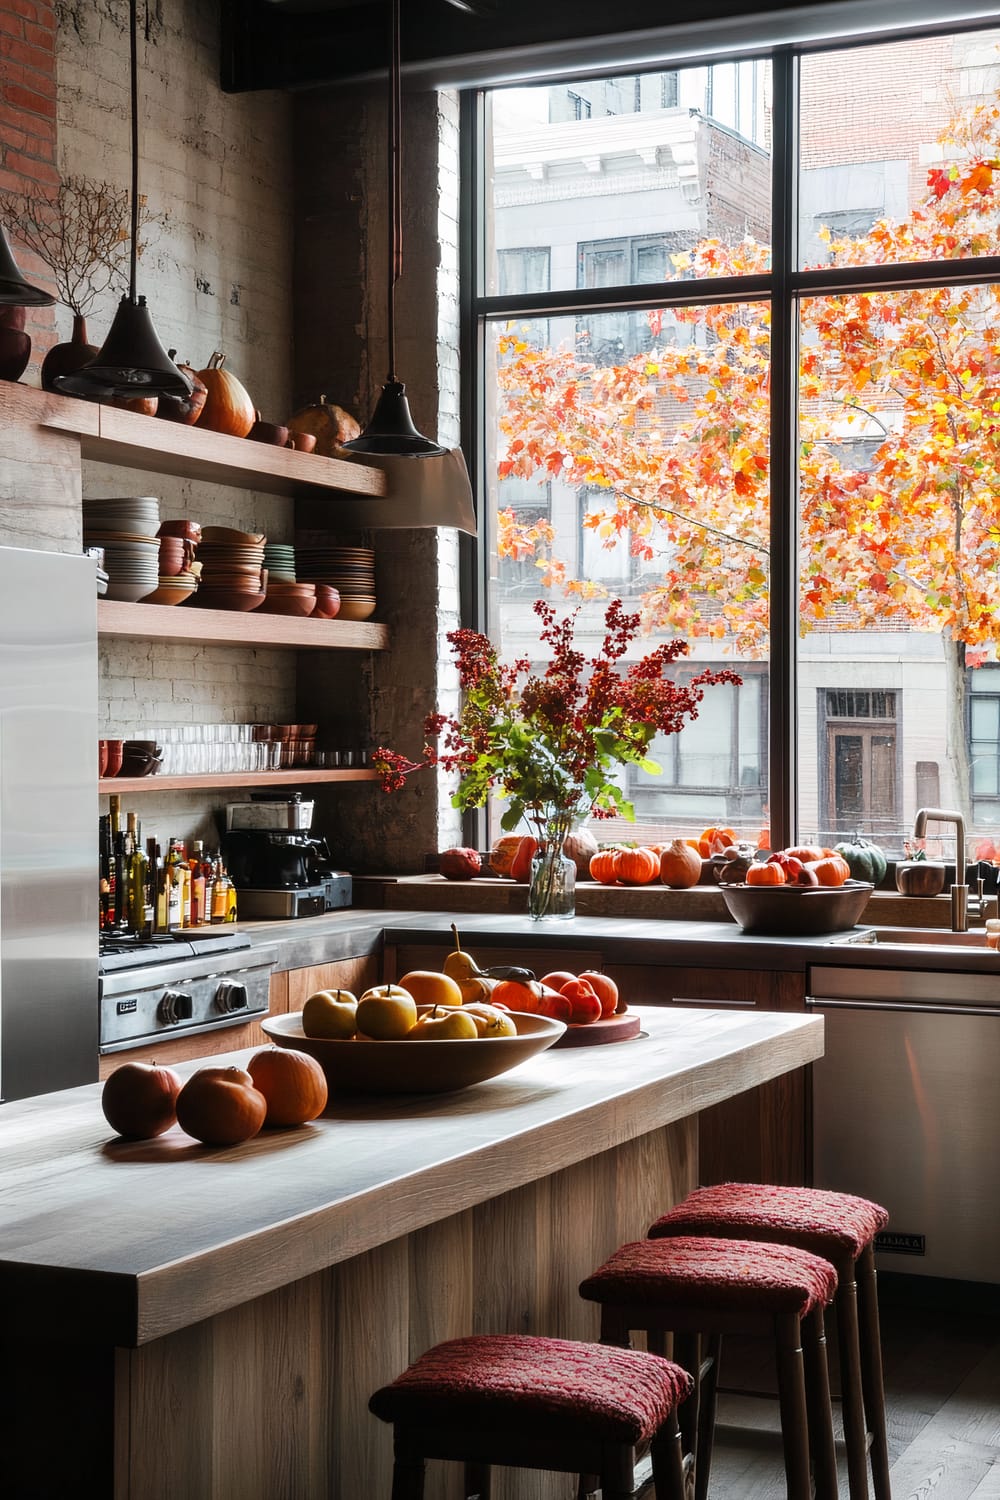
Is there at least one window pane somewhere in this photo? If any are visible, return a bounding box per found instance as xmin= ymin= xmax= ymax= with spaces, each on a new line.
xmin=799 ymin=30 xmax=1000 ymax=270
xmin=797 ymin=285 xmax=1000 ymax=855
xmin=487 ymin=61 xmax=772 ymax=296
xmin=486 ymin=302 xmax=770 ymax=845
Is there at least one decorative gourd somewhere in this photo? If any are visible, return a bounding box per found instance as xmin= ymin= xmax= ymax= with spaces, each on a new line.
xmin=509 ymin=835 xmax=538 ymax=882
xmin=806 ymin=854 xmax=851 ymax=887
xmin=196 ymin=351 xmax=255 ymax=438
xmin=746 ymin=861 xmax=786 ymax=885
xmin=659 ymin=839 xmax=703 ymax=889
xmin=784 ymin=844 xmax=827 ymax=864
xmin=589 ymin=849 xmax=620 ymax=885
xmin=286 ymin=394 xmax=361 ymax=456
xmin=612 ymin=846 xmax=660 ymax=886
xmin=698 ymin=825 xmax=736 ymax=857
xmin=834 ymin=838 xmax=887 ymax=885
xmin=155 ymin=355 xmax=207 ymax=425
xmin=562 ymin=826 xmax=599 ymax=877
xmin=489 ymin=834 xmax=523 ymax=878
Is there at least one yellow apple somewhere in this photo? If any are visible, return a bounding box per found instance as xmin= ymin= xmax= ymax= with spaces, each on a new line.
xmin=410 ymin=1005 xmax=479 ymax=1040
xmin=397 ymin=970 xmax=464 ymax=1007
xmin=302 ymin=988 xmax=358 ymax=1039
xmin=462 ymin=1002 xmax=518 ymax=1038
xmin=356 ymin=984 xmax=419 ymax=1039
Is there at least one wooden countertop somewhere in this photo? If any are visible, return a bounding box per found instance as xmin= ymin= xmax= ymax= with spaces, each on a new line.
xmin=0 ymin=1006 xmax=821 ymax=1348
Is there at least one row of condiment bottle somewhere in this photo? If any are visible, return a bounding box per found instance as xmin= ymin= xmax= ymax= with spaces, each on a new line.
xmin=100 ymin=796 xmax=237 ymax=935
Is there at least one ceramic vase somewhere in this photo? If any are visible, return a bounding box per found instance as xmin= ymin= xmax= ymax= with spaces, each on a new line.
xmin=41 ymin=313 xmax=99 ymax=394
xmin=0 ymin=306 xmax=31 ymax=381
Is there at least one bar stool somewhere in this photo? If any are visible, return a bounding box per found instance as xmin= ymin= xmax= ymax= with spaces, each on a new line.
xmin=368 ymin=1333 xmax=693 ymax=1500
xmin=648 ymin=1184 xmax=890 ymax=1500
xmin=579 ymin=1235 xmax=840 ymax=1500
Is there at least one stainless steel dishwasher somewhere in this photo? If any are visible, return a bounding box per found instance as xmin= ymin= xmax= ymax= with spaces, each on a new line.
xmin=807 ymin=961 xmax=1000 ymax=1284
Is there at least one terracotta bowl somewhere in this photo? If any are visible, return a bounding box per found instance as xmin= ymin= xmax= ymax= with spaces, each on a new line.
xmin=201 ymin=526 xmax=267 ymax=545
xmin=313 ymin=585 xmax=341 ymax=620
xmin=719 ymin=880 xmax=874 ymax=935
xmin=287 ymin=432 xmax=317 ymax=453
xmin=248 ymin=419 xmax=289 ymax=446
xmin=104 ymin=739 xmax=124 ymax=777
xmin=261 ymin=1009 xmax=566 ymax=1095
xmin=259 ymin=594 xmax=317 ymax=617
xmin=190 ymin=589 xmax=266 ymax=612
xmin=158 ymin=519 xmax=202 ymax=543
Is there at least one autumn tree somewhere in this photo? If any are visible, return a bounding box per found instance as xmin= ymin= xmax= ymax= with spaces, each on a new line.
xmin=495 ymin=98 xmax=1000 ymax=820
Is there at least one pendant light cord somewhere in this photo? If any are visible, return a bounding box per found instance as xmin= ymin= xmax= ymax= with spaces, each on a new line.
xmin=129 ymin=0 xmax=139 ymax=301
xmin=386 ymin=0 xmax=401 ymax=384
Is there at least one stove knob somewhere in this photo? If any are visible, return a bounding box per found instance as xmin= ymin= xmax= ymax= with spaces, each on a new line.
xmin=158 ymin=989 xmax=193 ymax=1025
xmin=215 ymin=979 xmax=249 ymax=1014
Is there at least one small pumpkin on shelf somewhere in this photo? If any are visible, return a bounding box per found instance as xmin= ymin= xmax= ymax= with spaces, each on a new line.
xmin=612 ymin=846 xmax=660 ymax=886
xmin=196 ymin=351 xmax=255 ymax=438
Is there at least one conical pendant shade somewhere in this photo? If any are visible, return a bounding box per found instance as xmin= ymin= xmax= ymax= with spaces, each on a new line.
xmin=0 ymin=224 xmax=55 ymax=307
xmin=341 ymin=380 xmax=447 ymax=457
xmin=53 ymin=295 xmax=192 ymax=398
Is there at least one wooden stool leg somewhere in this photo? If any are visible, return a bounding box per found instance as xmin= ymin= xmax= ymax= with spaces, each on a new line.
xmin=672 ymin=1331 xmax=704 ymax=1500
xmin=773 ymin=1312 xmax=813 ymax=1500
xmin=835 ymin=1265 xmax=871 ymax=1500
xmin=693 ymin=1333 xmax=722 ymax=1500
xmin=650 ymin=1408 xmax=689 ymax=1500
xmin=802 ymin=1306 xmax=839 ymax=1500
xmin=463 ymin=1461 xmax=491 ymax=1500
xmin=391 ymin=1429 xmax=426 ymax=1500
xmin=856 ymin=1244 xmax=892 ymax=1500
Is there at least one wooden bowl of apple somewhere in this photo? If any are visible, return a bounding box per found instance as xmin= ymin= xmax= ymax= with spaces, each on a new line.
xmin=261 ymin=975 xmax=566 ymax=1094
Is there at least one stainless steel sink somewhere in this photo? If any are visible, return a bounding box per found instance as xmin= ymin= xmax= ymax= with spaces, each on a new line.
xmin=828 ymin=925 xmax=993 ymax=949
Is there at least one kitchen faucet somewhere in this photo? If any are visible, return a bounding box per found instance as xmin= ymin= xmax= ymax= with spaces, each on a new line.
xmin=912 ymin=807 xmax=978 ymax=931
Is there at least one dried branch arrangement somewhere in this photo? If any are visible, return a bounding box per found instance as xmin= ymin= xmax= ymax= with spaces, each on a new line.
xmin=0 ymin=176 xmax=166 ymax=317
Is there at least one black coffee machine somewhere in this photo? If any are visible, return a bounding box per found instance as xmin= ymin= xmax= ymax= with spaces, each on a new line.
xmin=221 ymin=798 xmax=352 ymax=918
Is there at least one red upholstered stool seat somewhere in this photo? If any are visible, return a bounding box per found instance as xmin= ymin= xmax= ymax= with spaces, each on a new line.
xmin=369 ymin=1334 xmax=693 ymax=1500
xmin=580 ymin=1236 xmax=840 ymax=1500
xmin=650 ymin=1184 xmax=891 ymax=1500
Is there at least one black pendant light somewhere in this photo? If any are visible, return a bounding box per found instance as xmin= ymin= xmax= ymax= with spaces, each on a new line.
xmin=55 ymin=0 xmax=191 ymax=399
xmin=343 ymin=0 xmax=451 ymax=461
xmin=0 ymin=226 xmax=55 ymax=307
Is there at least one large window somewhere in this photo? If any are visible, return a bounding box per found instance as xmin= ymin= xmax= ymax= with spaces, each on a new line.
xmin=472 ymin=24 xmax=1000 ymax=857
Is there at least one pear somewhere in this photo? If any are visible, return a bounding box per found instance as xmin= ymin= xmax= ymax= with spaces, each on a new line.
xmin=442 ymin=925 xmax=501 ymax=1004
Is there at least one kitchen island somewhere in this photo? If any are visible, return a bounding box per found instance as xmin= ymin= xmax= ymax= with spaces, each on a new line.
xmin=0 ymin=1004 xmax=822 ymax=1500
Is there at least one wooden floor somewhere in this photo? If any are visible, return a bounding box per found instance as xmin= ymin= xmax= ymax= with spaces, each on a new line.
xmin=709 ymin=1277 xmax=1000 ymax=1500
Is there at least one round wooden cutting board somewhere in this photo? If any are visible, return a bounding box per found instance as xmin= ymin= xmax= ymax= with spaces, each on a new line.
xmin=551 ymin=1011 xmax=642 ymax=1048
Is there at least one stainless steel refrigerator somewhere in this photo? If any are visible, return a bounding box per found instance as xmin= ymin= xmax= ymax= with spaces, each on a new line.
xmin=0 ymin=546 xmax=98 ymax=1101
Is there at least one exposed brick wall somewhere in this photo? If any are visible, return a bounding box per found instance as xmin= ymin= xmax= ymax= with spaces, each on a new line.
xmin=0 ymin=0 xmax=58 ymax=367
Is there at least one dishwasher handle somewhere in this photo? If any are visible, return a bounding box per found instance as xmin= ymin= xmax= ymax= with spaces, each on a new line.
xmin=806 ymin=996 xmax=1000 ymax=1018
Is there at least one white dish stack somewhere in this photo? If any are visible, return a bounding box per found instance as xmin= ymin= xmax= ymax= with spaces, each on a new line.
xmin=83 ymin=496 xmax=161 ymax=603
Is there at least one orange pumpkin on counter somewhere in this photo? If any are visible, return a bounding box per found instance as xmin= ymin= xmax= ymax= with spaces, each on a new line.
xmin=746 ymin=861 xmax=786 ymax=886
xmin=659 ymin=839 xmax=703 ymax=889
xmin=612 ymin=846 xmax=660 ymax=886
xmin=589 ymin=849 xmax=620 ymax=885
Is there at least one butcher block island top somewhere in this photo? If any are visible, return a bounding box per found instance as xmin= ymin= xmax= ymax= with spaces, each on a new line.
xmin=0 ymin=1005 xmax=821 ymax=1348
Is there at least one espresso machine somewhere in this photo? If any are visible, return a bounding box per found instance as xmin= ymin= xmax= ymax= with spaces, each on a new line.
xmin=221 ymin=797 xmax=352 ymax=918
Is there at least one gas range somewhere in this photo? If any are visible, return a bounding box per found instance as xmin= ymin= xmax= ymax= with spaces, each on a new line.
xmin=98 ymin=931 xmax=276 ymax=1054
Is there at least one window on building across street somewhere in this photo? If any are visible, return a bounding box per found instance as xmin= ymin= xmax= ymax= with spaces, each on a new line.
xmin=473 ymin=22 xmax=1000 ymax=858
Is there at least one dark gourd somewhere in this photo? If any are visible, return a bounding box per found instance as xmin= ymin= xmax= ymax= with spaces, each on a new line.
xmin=834 ymin=837 xmax=887 ymax=885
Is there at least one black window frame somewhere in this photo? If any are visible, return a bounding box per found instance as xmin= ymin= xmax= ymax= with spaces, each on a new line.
xmin=460 ymin=15 xmax=1000 ymax=853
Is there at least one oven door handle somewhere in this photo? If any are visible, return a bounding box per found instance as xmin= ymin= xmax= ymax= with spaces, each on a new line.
xmin=806 ymin=996 xmax=1000 ymax=1018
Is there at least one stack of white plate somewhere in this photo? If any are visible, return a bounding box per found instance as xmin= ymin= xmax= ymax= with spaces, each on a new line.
xmin=296 ymin=542 xmax=376 ymax=621
xmin=83 ymin=496 xmax=161 ymax=603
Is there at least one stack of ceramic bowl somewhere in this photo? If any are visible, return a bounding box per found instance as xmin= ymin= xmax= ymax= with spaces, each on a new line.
xmin=83 ymin=496 xmax=161 ymax=602
xmin=297 ymin=542 xmax=376 ymax=621
xmin=193 ymin=526 xmax=266 ymax=611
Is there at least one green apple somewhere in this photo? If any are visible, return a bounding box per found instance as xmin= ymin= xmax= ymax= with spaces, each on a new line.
xmin=302 ymin=988 xmax=358 ymax=1039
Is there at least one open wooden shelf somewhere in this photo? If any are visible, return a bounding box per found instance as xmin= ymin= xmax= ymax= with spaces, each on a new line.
xmin=97 ymin=599 xmax=389 ymax=651
xmin=99 ymin=769 xmax=379 ymax=794
xmin=41 ymin=396 xmax=387 ymax=502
